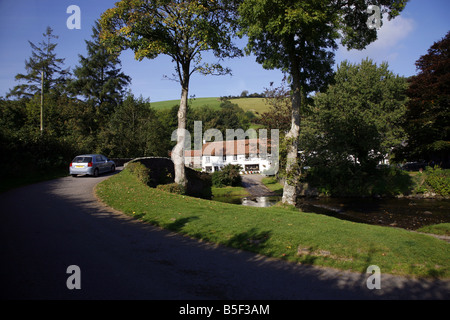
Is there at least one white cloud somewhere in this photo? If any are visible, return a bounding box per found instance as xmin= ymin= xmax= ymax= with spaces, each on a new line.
xmin=337 ymin=14 xmax=416 ymax=63
xmin=372 ymin=14 xmax=415 ymax=49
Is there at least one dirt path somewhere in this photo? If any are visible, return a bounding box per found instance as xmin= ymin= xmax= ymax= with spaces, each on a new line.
xmin=241 ymin=174 xmax=278 ymax=197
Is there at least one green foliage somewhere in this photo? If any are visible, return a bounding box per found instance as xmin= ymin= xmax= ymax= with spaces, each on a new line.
xmin=0 ymin=128 xmax=77 ymax=179
xmin=417 ymin=223 xmax=450 ymax=237
xmin=300 ymin=59 xmax=408 ymax=195
xmin=69 ymin=21 xmax=131 ymax=114
xmin=126 ymin=162 xmax=151 ymax=185
xmin=237 ymin=0 xmax=408 ymax=203
xmin=99 ymin=94 xmax=169 ymax=157
xmin=212 ymin=164 xmax=242 ymax=187
xmin=7 ymin=26 xmax=69 ymax=99
xmin=399 ymin=31 xmax=450 ymax=163
xmin=100 ymin=0 xmax=241 ymax=67
xmin=304 ymin=165 xmax=414 ymax=197
xmin=156 ymin=183 xmax=186 ymax=195
xmin=423 ymin=166 xmax=450 ymax=197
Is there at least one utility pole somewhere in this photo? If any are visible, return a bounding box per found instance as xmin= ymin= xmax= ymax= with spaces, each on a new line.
xmin=40 ymin=70 xmax=44 ymax=133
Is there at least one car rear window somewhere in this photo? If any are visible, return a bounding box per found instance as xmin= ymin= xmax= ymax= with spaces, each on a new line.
xmin=72 ymin=156 xmax=92 ymax=163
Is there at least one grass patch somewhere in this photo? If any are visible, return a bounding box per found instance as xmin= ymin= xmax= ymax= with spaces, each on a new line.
xmin=261 ymin=176 xmax=284 ymax=195
xmin=152 ymin=97 xmax=223 ymax=110
xmin=417 ymin=223 xmax=450 ymax=236
xmin=212 ymin=186 xmax=250 ymax=197
xmin=96 ymin=169 xmax=450 ymax=279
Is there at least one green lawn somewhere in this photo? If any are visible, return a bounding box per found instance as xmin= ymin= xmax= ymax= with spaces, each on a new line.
xmin=96 ymin=169 xmax=450 ymax=279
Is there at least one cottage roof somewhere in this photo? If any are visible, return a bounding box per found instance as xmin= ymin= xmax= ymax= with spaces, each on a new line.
xmin=184 ymin=139 xmax=272 ymax=157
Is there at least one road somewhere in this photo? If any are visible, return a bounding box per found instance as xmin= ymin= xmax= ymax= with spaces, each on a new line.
xmin=1 ymin=170 xmax=449 ymax=300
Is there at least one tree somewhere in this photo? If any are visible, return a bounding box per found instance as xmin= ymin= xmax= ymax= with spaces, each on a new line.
xmin=100 ymin=94 xmax=169 ymax=157
xmin=237 ymin=0 xmax=408 ymax=205
xmin=99 ymin=0 xmax=242 ymax=187
xmin=302 ymin=59 xmax=408 ymax=173
xmin=7 ymin=26 xmax=69 ymax=99
xmin=259 ymin=80 xmax=293 ymax=135
xmin=400 ymin=31 xmax=450 ymax=165
xmin=70 ymin=21 xmax=131 ymax=127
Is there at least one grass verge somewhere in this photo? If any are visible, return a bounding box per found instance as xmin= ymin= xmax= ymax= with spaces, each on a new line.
xmin=417 ymin=223 xmax=450 ymax=237
xmin=212 ymin=186 xmax=250 ymax=197
xmin=96 ymin=169 xmax=450 ymax=279
xmin=261 ymin=176 xmax=284 ymax=195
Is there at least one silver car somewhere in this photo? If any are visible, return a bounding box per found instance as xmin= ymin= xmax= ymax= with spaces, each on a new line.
xmin=69 ymin=154 xmax=116 ymax=177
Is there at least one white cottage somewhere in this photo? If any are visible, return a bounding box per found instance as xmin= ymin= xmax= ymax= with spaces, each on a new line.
xmin=196 ymin=138 xmax=275 ymax=174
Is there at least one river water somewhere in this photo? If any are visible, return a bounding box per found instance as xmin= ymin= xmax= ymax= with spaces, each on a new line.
xmin=212 ymin=194 xmax=450 ymax=231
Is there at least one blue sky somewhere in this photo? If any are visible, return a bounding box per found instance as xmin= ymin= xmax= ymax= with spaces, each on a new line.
xmin=0 ymin=0 xmax=449 ymax=102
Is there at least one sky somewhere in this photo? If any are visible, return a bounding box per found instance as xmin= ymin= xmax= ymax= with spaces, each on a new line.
xmin=0 ymin=0 xmax=449 ymax=103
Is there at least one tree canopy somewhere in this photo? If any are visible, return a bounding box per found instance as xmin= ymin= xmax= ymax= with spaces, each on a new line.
xmin=400 ymin=31 xmax=450 ymax=165
xmin=302 ymin=59 xmax=408 ymax=171
xmin=70 ymin=21 xmax=131 ymax=111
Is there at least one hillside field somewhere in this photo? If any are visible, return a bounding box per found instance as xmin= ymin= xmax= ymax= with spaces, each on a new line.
xmin=151 ymin=97 xmax=270 ymax=114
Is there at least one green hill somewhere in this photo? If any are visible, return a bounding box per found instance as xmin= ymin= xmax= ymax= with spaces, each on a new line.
xmin=151 ymin=97 xmax=270 ymax=114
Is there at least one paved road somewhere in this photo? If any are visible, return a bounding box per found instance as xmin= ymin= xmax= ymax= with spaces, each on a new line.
xmin=1 ymin=171 xmax=449 ymax=300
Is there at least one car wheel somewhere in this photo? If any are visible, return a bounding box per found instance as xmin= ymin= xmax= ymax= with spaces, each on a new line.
xmin=93 ymin=168 xmax=99 ymax=177
xmin=71 ymin=174 xmax=77 ymax=177
xmin=111 ymin=165 xmax=116 ymax=173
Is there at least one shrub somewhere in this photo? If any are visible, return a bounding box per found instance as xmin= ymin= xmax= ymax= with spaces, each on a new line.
xmin=126 ymin=162 xmax=150 ymax=185
xmin=156 ymin=183 xmax=186 ymax=195
xmin=212 ymin=164 xmax=242 ymax=187
xmin=304 ymin=164 xmax=414 ymax=197
xmin=424 ymin=166 xmax=450 ymax=196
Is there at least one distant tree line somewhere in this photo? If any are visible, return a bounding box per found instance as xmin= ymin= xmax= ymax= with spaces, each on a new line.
xmin=220 ymin=91 xmax=265 ymax=100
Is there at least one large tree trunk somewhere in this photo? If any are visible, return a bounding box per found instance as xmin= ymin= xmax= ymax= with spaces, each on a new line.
xmin=282 ymin=65 xmax=302 ymax=206
xmin=172 ymin=70 xmax=189 ymax=187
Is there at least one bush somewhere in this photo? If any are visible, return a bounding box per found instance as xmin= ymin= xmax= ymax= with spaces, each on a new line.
xmin=156 ymin=183 xmax=186 ymax=195
xmin=304 ymin=164 xmax=414 ymax=197
xmin=126 ymin=162 xmax=150 ymax=185
xmin=424 ymin=166 xmax=450 ymax=196
xmin=212 ymin=164 xmax=242 ymax=187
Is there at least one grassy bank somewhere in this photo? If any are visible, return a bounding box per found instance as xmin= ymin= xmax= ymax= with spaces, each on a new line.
xmin=261 ymin=176 xmax=284 ymax=195
xmin=96 ymin=169 xmax=450 ymax=279
xmin=151 ymin=97 xmax=269 ymax=113
xmin=417 ymin=223 xmax=450 ymax=237
xmin=212 ymin=185 xmax=250 ymax=197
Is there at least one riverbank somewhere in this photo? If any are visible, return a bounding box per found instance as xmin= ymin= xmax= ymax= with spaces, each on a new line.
xmin=237 ymin=174 xmax=450 ymax=233
xmin=96 ymin=168 xmax=450 ymax=278
xmin=290 ymin=166 xmax=450 ymax=200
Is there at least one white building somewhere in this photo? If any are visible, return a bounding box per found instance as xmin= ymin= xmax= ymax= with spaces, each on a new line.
xmin=187 ymin=138 xmax=276 ymax=174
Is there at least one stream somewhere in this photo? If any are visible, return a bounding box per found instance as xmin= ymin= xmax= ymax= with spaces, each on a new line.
xmin=212 ymin=194 xmax=450 ymax=231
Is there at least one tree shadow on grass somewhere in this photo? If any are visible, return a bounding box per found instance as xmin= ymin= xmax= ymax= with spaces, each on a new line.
xmin=226 ymin=228 xmax=272 ymax=252
xmin=166 ymin=216 xmax=199 ymax=233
